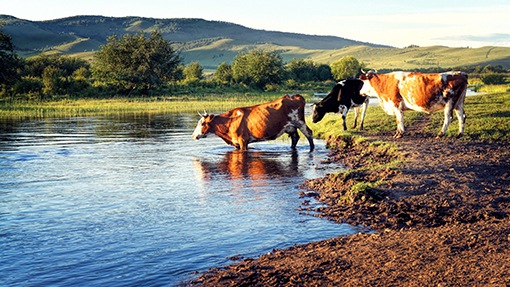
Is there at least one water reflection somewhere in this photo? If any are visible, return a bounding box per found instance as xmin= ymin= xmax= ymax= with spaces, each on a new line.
xmin=194 ymin=150 xmax=300 ymax=181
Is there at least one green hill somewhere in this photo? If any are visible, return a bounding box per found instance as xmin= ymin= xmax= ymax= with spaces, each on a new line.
xmin=1 ymin=14 xmax=510 ymax=70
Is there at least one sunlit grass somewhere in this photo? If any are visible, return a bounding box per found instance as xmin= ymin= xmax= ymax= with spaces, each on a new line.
xmin=426 ymin=92 xmax=510 ymax=142
xmin=306 ymin=105 xmax=424 ymax=139
xmin=308 ymin=92 xmax=510 ymax=143
xmin=0 ymin=94 xmax=293 ymax=119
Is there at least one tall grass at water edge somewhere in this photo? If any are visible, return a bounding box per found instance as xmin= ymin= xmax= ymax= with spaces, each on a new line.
xmin=0 ymin=94 xmax=295 ymax=119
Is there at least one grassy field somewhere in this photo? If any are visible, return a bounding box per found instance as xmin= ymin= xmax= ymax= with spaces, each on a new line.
xmin=0 ymin=93 xmax=294 ymax=119
xmin=308 ymin=91 xmax=510 ymax=143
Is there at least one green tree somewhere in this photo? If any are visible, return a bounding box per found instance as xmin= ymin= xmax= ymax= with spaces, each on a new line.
xmin=42 ymin=66 xmax=64 ymax=96
xmin=316 ymin=64 xmax=333 ymax=81
xmin=481 ymin=73 xmax=506 ymax=85
xmin=287 ymin=58 xmax=315 ymax=82
xmin=232 ymin=49 xmax=285 ymax=90
xmin=92 ymin=31 xmax=182 ymax=95
xmin=214 ymin=62 xmax=233 ymax=83
xmin=183 ymin=61 xmax=203 ymax=81
xmin=0 ymin=22 xmax=20 ymax=88
xmin=331 ymin=56 xmax=360 ymax=80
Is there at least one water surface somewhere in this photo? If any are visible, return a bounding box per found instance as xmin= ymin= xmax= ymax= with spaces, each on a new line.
xmin=0 ymin=114 xmax=360 ymax=286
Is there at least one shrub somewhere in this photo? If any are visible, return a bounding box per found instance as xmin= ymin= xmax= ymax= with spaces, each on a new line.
xmin=481 ymin=73 xmax=506 ymax=85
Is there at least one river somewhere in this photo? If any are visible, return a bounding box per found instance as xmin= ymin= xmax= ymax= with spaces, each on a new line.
xmin=0 ymin=113 xmax=362 ymax=286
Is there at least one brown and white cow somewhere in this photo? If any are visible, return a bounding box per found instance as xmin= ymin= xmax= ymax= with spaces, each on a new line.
xmin=192 ymin=94 xmax=315 ymax=151
xmin=359 ymin=70 xmax=468 ymax=138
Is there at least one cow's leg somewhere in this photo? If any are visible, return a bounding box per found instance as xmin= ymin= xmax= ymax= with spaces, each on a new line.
xmin=288 ymin=131 xmax=300 ymax=150
xmin=394 ymin=107 xmax=405 ymax=138
xmin=454 ymin=90 xmax=467 ymax=138
xmin=358 ymin=97 xmax=369 ymax=131
xmin=437 ymin=99 xmax=454 ymax=138
xmin=340 ymin=105 xmax=348 ymax=131
xmin=238 ymin=136 xmax=249 ymax=150
xmin=453 ymin=105 xmax=466 ymax=138
xmin=352 ymin=107 xmax=359 ymax=129
xmin=296 ymin=121 xmax=314 ymax=152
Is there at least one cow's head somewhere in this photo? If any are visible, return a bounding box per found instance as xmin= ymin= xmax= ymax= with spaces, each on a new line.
xmin=192 ymin=111 xmax=215 ymax=140
xmin=359 ymin=69 xmax=378 ymax=97
xmin=311 ymin=82 xmax=345 ymax=123
xmin=311 ymin=102 xmax=326 ymax=123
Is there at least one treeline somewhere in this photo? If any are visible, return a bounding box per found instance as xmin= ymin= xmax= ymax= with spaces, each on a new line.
xmin=1 ymin=28 xmax=508 ymax=101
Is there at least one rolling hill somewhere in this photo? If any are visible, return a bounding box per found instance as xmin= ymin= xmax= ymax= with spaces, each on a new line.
xmin=1 ymin=14 xmax=510 ymax=70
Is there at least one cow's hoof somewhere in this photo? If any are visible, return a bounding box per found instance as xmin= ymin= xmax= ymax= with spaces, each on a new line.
xmin=455 ymin=133 xmax=464 ymax=139
xmin=436 ymin=133 xmax=445 ymax=139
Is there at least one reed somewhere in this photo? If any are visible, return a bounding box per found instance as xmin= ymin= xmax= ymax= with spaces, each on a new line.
xmin=0 ymin=94 xmax=292 ymax=119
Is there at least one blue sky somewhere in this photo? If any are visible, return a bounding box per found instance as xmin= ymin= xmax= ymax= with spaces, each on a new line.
xmin=3 ymin=0 xmax=510 ymax=48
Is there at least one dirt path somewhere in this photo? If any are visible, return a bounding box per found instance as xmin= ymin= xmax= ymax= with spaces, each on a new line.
xmin=187 ymin=115 xmax=510 ymax=286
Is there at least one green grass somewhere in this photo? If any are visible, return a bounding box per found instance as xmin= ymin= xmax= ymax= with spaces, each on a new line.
xmin=0 ymin=94 xmax=290 ymax=119
xmin=307 ymin=105 xmax=424 ymax=139
xmin=429 ymin=92 xmax=510 ymax=142
xmin=307 ymin=91 xmax=510 ymax=143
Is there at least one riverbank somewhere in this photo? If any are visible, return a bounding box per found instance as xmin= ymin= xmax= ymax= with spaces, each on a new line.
xmin=187 ymin=97 xmax=510 ymax=285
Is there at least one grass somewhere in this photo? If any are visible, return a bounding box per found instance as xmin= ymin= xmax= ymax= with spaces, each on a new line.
xmin=307 ymin=105 xmax=424 ymax=139
xmin=306 ymin=90 xmax=510 ymax=203
xmin=429 ymin=92 xmax=510 ymax=142
xmin=308 ymin=90 xmax=510 ymax=143
xmin=0 ymin=93 xmax=293 ymax=119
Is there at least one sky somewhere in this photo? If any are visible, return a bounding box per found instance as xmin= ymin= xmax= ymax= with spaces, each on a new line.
xmin=2 ymin=0 xmax=510 ymax=48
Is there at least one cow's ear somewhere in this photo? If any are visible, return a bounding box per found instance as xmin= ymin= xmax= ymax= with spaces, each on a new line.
xmin=208 ymin=114 xmax=215 ymax=120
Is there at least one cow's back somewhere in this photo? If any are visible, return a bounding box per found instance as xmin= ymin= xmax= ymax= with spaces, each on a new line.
xmin=398 ymin=72 xmax=467 ymax=113
xmin=244 ymin=95 xmax=305 ymax=139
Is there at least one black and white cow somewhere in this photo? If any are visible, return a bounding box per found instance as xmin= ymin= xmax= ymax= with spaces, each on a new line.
xmin=311 ymin=79 xmax=368 ymax=130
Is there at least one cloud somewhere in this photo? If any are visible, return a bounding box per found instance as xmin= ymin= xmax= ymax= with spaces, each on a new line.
xmin=435 ymin=33 xmax=510 ymax=45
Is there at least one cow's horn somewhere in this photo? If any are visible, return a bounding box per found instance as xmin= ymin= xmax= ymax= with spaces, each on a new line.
xmin=198 ymin=110 xmax=208 ymax=118
xmin=361 ymin=68 xmax=366 ymax=74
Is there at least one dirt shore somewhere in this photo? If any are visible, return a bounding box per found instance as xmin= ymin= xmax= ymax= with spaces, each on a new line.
xmin=187 ymin=116 xmax=510 ymax=286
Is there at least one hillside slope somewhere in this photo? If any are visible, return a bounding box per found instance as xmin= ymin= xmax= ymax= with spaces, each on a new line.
xmin=0 ymin=15 xmax=385 ymax=52
xmin=1 ymin=15 xmax=509 ymax=70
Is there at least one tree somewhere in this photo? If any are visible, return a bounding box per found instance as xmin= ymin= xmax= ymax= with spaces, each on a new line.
xmin=331 ymin=56 xmax=360 ymax=80
xmin=92 ymin=31 xmax=182 ymax=95
xmin=232 ymin=49 xmax=285 ymax=90
xmin=481 ymin=73 xmax=506 ymax=85
xmin=183 ymin=61 xmax=203 ymax=81
xmin=42 ymin=66 xmax=64 ymax=95
xmin=287 ymin=58 xmax=315 ymax=82
xmin=0 ymin=22 xmax=20 ymax=88
xmin=316 ymin=64 xmax=333 ymax=81
xmin=214 ymin=62 xmax=233 ymax=83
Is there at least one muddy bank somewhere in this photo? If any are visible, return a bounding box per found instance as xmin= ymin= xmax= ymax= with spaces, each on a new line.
xmin=187 ymin=121 xmax=510 ymax=286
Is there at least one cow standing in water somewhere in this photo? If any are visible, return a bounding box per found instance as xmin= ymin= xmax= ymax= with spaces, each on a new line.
xmin=312 ymin=79 xmax=368 ymax=130
xmin=192 ymin=94 xmax=314 ymax=151
xmin=359 ymin=70 xmax=468 ymax=138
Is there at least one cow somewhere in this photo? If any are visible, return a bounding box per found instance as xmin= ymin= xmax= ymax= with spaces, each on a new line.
xmin=192 ymin=94 xmax=315 ymax=151
xmin=312 ymin=79 xmax=368 ymax=131
xmin=359 ymin=70 xmax=468 ymax=138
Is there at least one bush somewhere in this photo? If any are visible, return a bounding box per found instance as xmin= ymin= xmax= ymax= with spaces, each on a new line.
xmin=481 ymin=73 xmax=507 ymax=85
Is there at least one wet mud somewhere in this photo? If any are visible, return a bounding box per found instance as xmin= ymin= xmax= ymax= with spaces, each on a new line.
xmin=187 ymin=115 xmax=510 ymax=286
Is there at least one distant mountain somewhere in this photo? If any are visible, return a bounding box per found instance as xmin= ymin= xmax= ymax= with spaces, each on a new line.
xmin=2 ymin=15 xmax=509 ymax=70
xmin=0 ymin=15 xmax=388 ymax=52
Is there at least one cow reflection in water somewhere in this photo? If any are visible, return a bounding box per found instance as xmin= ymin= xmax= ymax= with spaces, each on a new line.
xmin=193 ymin=150 xmax=300 ymax=189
